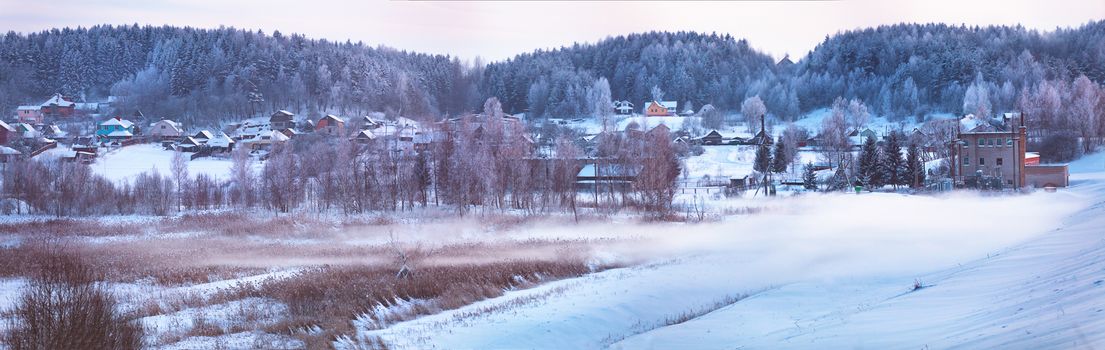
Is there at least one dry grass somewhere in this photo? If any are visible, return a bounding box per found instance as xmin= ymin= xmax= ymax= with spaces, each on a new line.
xmin=2 ymin=252 xmax=144 ymax=350
xmin=259 ymin=259 xmax=603 ymax=348
xmin=0 ymin=212 xmax=639 ymax=349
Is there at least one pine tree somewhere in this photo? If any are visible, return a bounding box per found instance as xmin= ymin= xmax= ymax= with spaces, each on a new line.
xmin=771 ymin=141 xmax=789 ymax=174
xmin=802 ymin=163 xmax=817 ymax=190
xmin=857 ymin=135 xmax=880 ymax=188
xmin=753 ymin=144 xmax=773 ymax=195
xmin=881 ymin=131 xmax=904 ymax=189
xmin=905 ymin=143 xmax=926 ymax=189
xmin=753 ymin=144 xmax=772 ymax=174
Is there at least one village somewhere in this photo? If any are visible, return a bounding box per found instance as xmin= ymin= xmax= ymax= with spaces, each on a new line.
xmin=4 ymin=94 xmax=1073 ymax=187
xmin=0 ymin=91 xmax=1073 ymax=218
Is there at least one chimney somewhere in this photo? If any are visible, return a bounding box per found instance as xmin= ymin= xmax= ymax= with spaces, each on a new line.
xmin=760 ymin=114 xmax=765 ymax=134
xmin=115 ymin=116 xmax=121 ymax=121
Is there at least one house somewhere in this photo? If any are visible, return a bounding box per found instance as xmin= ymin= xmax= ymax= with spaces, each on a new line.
xmin=16 ymin=106 xmax=42 ymax=124
xmin=299 ymin=119 xmax=315 ymax=133
xmin=280 ymin=128 xmax=299 ymax=139
xmin=613 ymin=101 xmax=635 ymax=115
xmin=352 ymin=129 xmax=377 ymax=144
xmin=358 ymin=115 xmax=382 ymax=130
xmin=206 ymin=132 xmax=235 ymax=153
xmin=316 ymin=114 xmax=346 ymax=136
xmin=95 ymin=117 xmax=136 ymax=142
xmin=40 ymin=93 xmax=76 ymax=118
xmin=0 ymin=146 xmax=22 ymax=163
xmin=270 ymin=110 xmax=295 ymax=131
xmin=39 ymin=124 xmax=65 ymax=140
xmin=192 ymin=130 xmax=214 ymax=142
xmin=148 ymin=120 xmax=184 ymax=139
xmin=179 ymin=137 xmax=204 ymax=152
xmin=699 ymin=130 xmax=724 ymax=145
xmin=0 ymin=120 xmax=14 ymax=145
xmin=576 ymin=162 xmax=640 ymax=192
xmin=951 ymin=113 xmax=1067 ymax=189
xmin=244 ymin=130 xmax=290 ymax=150
xmin=644 ymin=101 xmax=677 ymax=117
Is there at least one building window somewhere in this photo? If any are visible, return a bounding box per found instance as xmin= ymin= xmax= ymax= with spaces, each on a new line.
xmin=977 ymin=139 xmax=984 ymax=147
xmin=1008 ymin=138 xmax=1014 ymax=146
xmin=979 ymin=157 xmax=985 ymax=166
xmin=963 ymin=157 xmax=970 ymax=166
xmin=997 ymin=158 xmax=1004 ymax=166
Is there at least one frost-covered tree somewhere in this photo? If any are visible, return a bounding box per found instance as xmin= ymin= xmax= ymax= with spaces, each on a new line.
xmin=741 ymin=96 xmax=767 ymax=133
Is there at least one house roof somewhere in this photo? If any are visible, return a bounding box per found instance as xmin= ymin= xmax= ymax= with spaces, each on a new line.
xmin=660 ymin=101 xmax=678 ymax=109
xmin=0 ymin=146 xmax=21 ymax=155
xmin=17 ymin=105 xmax=39 ymax=111
xmin=207 ymin=132 xmax=235 ymax=147
xmin=355 ymin=129 xmax=377 ymax=140
xmin=106 ymin=129 xmax=133 ymax=137
xmin=321 ymin=114 xmax=345 ymax=124
xmin=0 ymin=120 xmax=12 ymax=132
xmin=41 ymin=94 xmax=74 ymax=107
xmin=194 ymin=130 xmax=214 ymax=140
xmin=100 ymin=118 xmax=134 ymax=128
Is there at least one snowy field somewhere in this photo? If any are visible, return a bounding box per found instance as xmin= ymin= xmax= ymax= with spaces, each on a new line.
xmin=87 ymin=144 xmax=252 ymax=183
xmin=4 ymin=137 xmax=1105 ymax=348
xmin=353 ymin=153 xmax=1105 ymax=349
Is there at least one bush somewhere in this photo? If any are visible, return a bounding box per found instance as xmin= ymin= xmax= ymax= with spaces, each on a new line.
xmin=3 ymin=253 xmax=144 ymax=350
xmin=1035 ymin=133 xmax=1082 ymax=163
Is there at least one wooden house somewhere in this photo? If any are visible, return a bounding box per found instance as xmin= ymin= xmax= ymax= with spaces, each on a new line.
xmin=316 ymin=114 xmax=346 ymax=136
xmin=148 ymin=120 xmax=184 ymax=139
xmin=95 ymin=117 xmax=135 ymax=143
xmin=270 ymin=110 xmax=295 ymax=131
xmin=40 ymin=94 xmax=75 ymax=118
xmin=644 ymin=101 xmax=677 ymax=117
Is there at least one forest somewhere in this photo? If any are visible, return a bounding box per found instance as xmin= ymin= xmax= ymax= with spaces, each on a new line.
xmin=1 ymin=22 xmax=1104 ymax=132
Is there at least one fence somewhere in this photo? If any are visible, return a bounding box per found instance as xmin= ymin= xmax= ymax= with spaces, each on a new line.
xmin=29 ymin=141 xmax=58 ymax=158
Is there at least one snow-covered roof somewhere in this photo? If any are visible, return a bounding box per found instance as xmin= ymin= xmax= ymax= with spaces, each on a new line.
xmin=355 ymin=129 xmax=377 ymax=140
xmin=247 ymin=130 xmax=290 ymax=143
xmin=41 ymin=94 xmax=75 ymax=107
xmin=322 ymin=114 xmax=345 ymax=123
xmin=0 ymin=120 xmax=12 ymax=132
xmin=106 ymin=130 xmax=133 ymax=137
xmin=0 ymin=146 xmax=21 ymax=155
xmin=17 ymin=105 xmax=38 ymax=111
xmin=194 ymin=130 xmax=214 ymax=140
xmin=207 ymin=132 xmax=235 ymax=147
xmin=660 ymin=101 xmax=678 ymax=109
xmin=396 ymin=117 xmax=419 ymax=127
xmin=100 ymin=118 xmax=134 ymax=128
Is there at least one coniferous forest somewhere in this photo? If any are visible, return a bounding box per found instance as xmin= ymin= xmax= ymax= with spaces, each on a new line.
xmin=1 ymin=22 xmax=1104 ymax=127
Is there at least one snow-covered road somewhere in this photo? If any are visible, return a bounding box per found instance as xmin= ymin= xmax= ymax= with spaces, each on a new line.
xmin=359 ymin=153 xmax=1105 ymax=349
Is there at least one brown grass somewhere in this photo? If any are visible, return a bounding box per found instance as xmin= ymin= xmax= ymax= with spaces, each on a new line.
xmin=259 ymin=259 xmax=606 ymax=348
xmin=2 ymin=252 xmax=145 ymax=350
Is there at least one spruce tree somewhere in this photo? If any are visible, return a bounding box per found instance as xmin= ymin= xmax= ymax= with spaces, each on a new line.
xmin=753 ymin=144 xmax=772 ymax=174
xmin=857 ymin=135 xmax=880 ymax=188
xmin=771 ymin=141 xmax=789 ymax=174
xmin=881 ymin=131 xmax=904 ymax=189
xmin=802 ymin=163 xmax=817 ymax=190
xmin=905 ymin=143 xmax=926 ymax=189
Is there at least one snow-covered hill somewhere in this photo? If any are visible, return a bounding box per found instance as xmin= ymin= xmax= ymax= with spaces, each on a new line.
xmin=357 ymin=153 xmax=1105 ymax=349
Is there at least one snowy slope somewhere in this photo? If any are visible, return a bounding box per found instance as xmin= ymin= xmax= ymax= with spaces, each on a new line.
xmin=618 ymin=152 xmax=1105 ymax=349
xmin=357 ymin=168 xmax=1098 ymax=349
xmin=91 ymin=144 xmax=254 ymax=183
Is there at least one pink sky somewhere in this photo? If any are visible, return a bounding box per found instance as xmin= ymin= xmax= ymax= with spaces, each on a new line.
xmin=1 ymin=0 xmax=1102 ymax=62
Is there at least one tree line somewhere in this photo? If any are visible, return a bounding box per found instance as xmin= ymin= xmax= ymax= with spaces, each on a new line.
xmin=0 ymin=99 xmax=681 ymax=217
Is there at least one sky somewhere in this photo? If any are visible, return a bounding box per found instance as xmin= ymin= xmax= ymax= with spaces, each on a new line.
xmin=0 ymin=0 xmax=1102 ymax=62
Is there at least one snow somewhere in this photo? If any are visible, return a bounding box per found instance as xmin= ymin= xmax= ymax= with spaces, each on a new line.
xmin=357 ymin=152 xmax=1105 ymax=349
xmin=92 ymin=144 xmax=248 ymax=183
xmin=617 ymin=116 xmax=693 ymax=131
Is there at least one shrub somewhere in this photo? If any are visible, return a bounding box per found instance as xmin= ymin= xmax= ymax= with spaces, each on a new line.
xmin=1034 ymin=132 xmax=1082 ymax=163
xmin=2 ymin=253 xmax=144 ymax=350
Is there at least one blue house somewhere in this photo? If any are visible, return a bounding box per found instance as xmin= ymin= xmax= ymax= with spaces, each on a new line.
xmin=96 ymin=117 xmax=136 ymax=143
